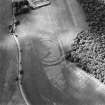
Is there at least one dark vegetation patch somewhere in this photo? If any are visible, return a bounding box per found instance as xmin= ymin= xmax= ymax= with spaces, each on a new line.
xmin=12 ymin=0 xmax=30 ymax=16
xmin=66 ymin=30 xmax=105 ymax=84
xmin=65 ymin=0 xmax=105 ymax=83
xmin=77 ymin=0 xmax=105 ymax=35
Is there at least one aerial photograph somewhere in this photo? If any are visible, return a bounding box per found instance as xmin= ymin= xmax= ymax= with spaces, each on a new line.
xmin=0 ymin=0 xmax=105 ymax=105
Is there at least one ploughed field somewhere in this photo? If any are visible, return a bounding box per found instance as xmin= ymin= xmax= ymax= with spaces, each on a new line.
xmin=65 ymin=0 xmax=105 ymax=84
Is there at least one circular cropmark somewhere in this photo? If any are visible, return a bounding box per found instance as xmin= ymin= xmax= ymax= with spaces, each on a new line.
xmin=38 ymin=38 xmax=65 ymax=66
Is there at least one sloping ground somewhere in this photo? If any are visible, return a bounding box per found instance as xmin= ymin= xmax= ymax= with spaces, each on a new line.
xmin=0 ymin=38 xmax=18 ymax=105
xmin=8 ymin=88 xmax=26 ymax=105
xmin=65 ymin=0 xmax=88 ymax=30
xmin=0 ymin=0 xmax=13 ymax=41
